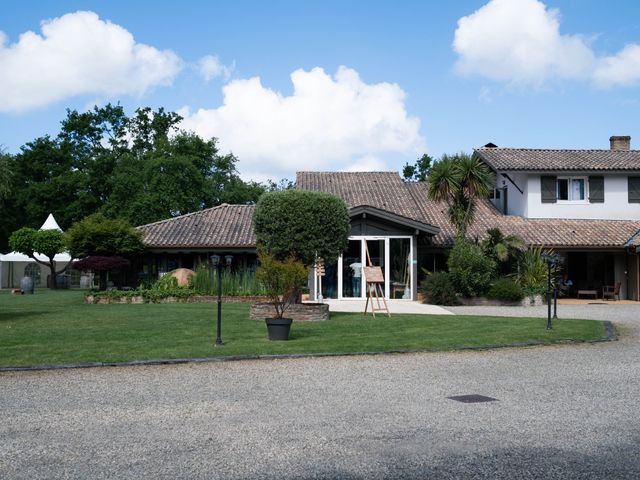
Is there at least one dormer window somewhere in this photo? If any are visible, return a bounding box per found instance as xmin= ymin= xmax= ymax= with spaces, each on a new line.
xmin=557 ymin=177 xmax=586 ymax=201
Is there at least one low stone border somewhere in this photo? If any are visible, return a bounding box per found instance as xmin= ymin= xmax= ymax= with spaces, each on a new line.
xmin=250 ymin=302 xmax=329 ymax=321
xmin=0 ymin=321 xmax=616 ymax=373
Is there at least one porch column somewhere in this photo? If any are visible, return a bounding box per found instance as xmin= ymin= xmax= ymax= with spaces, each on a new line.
xmin=411 ymin=235 xmax=418 ymax=301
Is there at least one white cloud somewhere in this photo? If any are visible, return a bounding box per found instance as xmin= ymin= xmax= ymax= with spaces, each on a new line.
xmin=594 ymin=44 xmax=640 ymax=87
xmin=197 ymin=55 xmax=234 ymax=81
xmin=178 ymin=66 xmax=424 ymax=182
xmin=453 ymin=0 xmax=640 ymax=88
xmin=0 ymin=11 xmax=183 ymax=112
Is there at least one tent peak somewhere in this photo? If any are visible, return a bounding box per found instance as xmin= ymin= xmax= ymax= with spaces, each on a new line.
xmin=40 ymin=214 xmax=63 ymax=232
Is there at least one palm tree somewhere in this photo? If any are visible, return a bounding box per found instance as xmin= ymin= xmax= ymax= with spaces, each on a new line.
xmin=482 ymin=227 xmax=526 ymax=274
xmin=427 ymin=153 xmax=494 ymax=238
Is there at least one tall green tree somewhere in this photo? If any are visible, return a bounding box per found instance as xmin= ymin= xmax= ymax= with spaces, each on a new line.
xmin=403 ymin=153 xmax=433 ymax=182
xmin=427 ymin=153 xmax=494 ymax=239
xmin=9 ymin=228 xmax=68 ymax=289
xmin=0 ymin=150 xmax=12 ymax=200
xmin=65 ymin=214 xmax=144 ymax=290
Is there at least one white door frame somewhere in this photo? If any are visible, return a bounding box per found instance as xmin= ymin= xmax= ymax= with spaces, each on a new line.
xmin=338 ymin=235 xmax=413 ymax=300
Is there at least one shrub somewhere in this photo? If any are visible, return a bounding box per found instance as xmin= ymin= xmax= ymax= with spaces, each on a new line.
xmin=515 ymin=246 xmax=557 ymax=296
xmin=447 ymin=239 xmax=496 ymax=297
xmin=487 ymin=278 xmax=524 ymax=302
xmin=191 ymin=264 xmax=267 ymax=296
xmin=421 ymin=272 xmax=458 ymax=305
xmin=256 ymin=252 xmax=308 ymax=318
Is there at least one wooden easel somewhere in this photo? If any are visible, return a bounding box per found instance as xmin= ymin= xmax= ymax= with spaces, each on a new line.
xmin=363 ymin=240 xmax=390 ymax=318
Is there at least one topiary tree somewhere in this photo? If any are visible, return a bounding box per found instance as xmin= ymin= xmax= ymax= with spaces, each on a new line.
xmin=253 ymin=190 xmax=350 ymax=267
xmin=65 ymin=214 xmax=144 ymax=290
xmin=9 ymin=227 xmax=68 ymax=289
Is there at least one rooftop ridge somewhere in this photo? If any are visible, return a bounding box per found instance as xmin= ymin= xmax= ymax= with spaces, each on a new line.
xmin=137 ymin=204 xmax=254 ymax=229
xmin=475 ymin=147 xmax=640 ymax=153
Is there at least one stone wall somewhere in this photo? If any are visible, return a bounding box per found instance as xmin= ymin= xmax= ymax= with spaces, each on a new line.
xmin=250 ymin=302 xmax=330 ymax=321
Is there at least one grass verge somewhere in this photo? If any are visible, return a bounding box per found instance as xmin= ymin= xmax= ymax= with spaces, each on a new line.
xmin=0 ymin=289 xmax=608 ymax=368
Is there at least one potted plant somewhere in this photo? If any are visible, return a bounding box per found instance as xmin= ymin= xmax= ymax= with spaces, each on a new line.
xmin=256 ymin=252 xmax=308 ymax=340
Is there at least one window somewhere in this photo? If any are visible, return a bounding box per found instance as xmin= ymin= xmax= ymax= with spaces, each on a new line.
xmin=556 ymin=177 xmax=586 ymax=202
xmin=24 ymin=264 xmax=41 ymax=286
xmin=629 ymin=177 xmax=640 ymax=203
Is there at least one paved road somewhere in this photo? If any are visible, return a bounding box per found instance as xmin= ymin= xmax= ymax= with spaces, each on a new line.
xmin=1 ymin=306 xmax=639 ymax=479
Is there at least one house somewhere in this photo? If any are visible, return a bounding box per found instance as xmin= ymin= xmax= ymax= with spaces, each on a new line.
xmin=472 ymin=136 xmax=640 ymax=300
xmin=136 ymin=136 xmax=640 ymax=301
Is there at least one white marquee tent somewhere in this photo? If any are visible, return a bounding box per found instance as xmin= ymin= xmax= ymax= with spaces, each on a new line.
xmin=0 ymin=214 xmax=73 ymax=289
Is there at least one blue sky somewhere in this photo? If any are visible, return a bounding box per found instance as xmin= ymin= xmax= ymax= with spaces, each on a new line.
xmin=1 ymin=0 xmax=640 ymax=181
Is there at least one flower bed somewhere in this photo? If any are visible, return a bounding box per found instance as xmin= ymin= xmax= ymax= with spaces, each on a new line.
xmin=84 ymin=292 xmax=270 ymax=304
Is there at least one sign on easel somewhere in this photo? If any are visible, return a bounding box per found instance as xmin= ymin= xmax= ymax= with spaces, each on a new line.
xmin=363 ymin=241 xmax=390 ymax=318
xmin=363 ymin=266 xmax=383 ymax=283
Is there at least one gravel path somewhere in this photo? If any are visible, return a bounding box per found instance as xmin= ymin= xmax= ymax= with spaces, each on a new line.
xmin=1 ymin=305 xmax=639 ymax=479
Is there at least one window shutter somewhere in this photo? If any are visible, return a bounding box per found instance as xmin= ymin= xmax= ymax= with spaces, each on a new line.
xmin=540 ymin=176 xmax=557 ymax=203
xmin=588 ymin=176 xmax=604 ymax=203
xmin=629 ymin=177 xmax=640 ymax=203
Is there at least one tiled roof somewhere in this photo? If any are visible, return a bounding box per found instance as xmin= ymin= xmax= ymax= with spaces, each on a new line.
xmin=406 ymin=182 xmax=640 ymax=248
xmin=139 ymin=175 xmax=640 ymax=251
xmin=475 ymin=147 xmax=640 ymax=172
xmin=138 ymin=204 xmax=256 ymax=249
xmin=296 ymin=171 xmax=436 ymax=229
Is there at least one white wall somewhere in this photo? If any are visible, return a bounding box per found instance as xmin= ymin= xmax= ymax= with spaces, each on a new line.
xmin=523 ymin=173 xmax=640 ymax=220
xmin=498 ymin=172 xmax=528 ymax=216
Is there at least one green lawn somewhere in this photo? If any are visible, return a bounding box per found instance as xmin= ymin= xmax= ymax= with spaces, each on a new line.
xmin=0 ymin=289 xmax=608 ymax=368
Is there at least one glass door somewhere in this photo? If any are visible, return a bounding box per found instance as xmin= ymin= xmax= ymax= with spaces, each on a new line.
xmin=389 ymin=238 xmax=412 ymax=299
xmin=342 ymin=240 xmax=363 ymax=298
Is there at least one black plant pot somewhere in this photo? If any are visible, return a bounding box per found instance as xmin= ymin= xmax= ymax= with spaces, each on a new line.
xmin=265 ymin=317 xmax=293 ymax=341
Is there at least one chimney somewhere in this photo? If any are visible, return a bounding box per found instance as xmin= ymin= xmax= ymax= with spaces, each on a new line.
xmin=610 ymin=135 xmax=631 ymax=151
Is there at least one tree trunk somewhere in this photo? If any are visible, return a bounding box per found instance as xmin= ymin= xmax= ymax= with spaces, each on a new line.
xmin=49 ymin=261 xmax=58 ymax=290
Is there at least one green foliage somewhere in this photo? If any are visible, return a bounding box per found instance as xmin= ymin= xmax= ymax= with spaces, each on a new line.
xmin=0 ymin=104 xmax=270 ymax=251
xmin=192 ymin=264 xmax=266 ymax=296
xmin=447 ymin=239 xmax=496 ymax=297
xmin=482 ymin=228 xmax=526 ymax=263
xmin=151 ymin=274 xmax=180 ymax=291
xmin=253 ymin=190 xmax=350 ymax=266
xmin=515 ymin=246 xmax=557 ymax=296
xmin=487 ymin=278 xmax=524 ymax=302
xmin=8 ymin=227 xmax=37 ymax=256
xmin=0 ymin=151 xmax=12 ymax=200
xmin=65 ymin=213 xmax=143 ymax=258
xmin=9 ymin=226 xmax=66 ymax=260
xmin=427 ymin=153 xmax=494 ymax=238
xmin=256 ymin=252 xmax=308 ymax=318
xmin=403 ymin=153 xmax=433 ymax=182
xmin=421 ymin=272 xmax=458 ymax=305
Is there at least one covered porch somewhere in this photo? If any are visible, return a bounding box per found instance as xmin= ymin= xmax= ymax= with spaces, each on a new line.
xmin=556 ymin=248 xmax=639 ymax=301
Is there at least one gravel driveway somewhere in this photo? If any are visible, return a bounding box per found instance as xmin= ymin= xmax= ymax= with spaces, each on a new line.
xmin=1 ymin=305 xmax=639 ymax=479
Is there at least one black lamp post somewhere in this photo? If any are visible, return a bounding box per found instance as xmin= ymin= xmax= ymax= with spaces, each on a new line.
xmin=211 ymin=254 xmax=233 ymax=346
xmin=541 ymin=252 xmax=563 ymax=329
